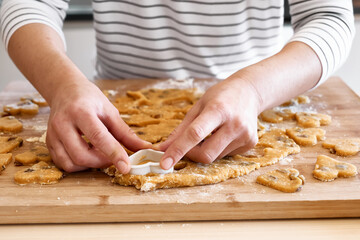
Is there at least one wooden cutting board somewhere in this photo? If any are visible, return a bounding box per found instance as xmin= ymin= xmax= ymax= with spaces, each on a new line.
xmin=0 ymin=77 xmax=359 ymax=224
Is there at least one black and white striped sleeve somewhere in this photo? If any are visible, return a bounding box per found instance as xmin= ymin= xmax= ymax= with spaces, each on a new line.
xmin=288 ymin=0 xmax=355 ymax=86
xmin=0 ymin=0 xmax=68 ymax=50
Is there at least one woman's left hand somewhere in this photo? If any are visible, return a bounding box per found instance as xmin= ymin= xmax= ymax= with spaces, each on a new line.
xmin=158 ymin=75 xmax=262 ymax=169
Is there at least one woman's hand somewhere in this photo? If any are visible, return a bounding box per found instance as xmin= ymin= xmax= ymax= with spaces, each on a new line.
xmin=158 ymin=75 xmax=262 ymax=169
xmin=46 ymin=80 xmax=151 ymax=173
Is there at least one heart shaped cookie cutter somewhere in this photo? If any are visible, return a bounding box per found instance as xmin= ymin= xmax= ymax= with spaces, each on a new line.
xmin=129 ymin=149 xmax=174 ymax=175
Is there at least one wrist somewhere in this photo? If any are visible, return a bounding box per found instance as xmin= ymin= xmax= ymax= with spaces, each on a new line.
xmin=225 ymin=68 xmax=264 ymax=116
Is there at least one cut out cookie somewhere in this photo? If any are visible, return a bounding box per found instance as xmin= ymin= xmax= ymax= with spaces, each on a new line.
xmin=0 ymin=116 xmax=23 ymax=133
xmin=322 ymin=138 xmax=360 ymax=156
xmin=14 ymin=161 xmax=64 ymax=185
xmin=286 ymin=127 xmax=326 ymax=146
xmin=14 ymin=145 xmax=52 ymax=166
xmin=313 ymin=155 xmax=358 ymax=181
xmin=0 ymin=153 xmax=12 ymax=173
xmin=3 ymin=100 xmax=39 ymax=115
xmin=257 ymin=128 xmax=300 ymax=155
xmin=0 ymin=136 xmax=23 ymax=153
xmin=233 ymin=147 xmax=288 ymax=167
xmin=295 ymin=112 xmax=331 ymax=128
xmin=256 ymin=168 xmax=305 ymax=193
xmin=260 ymin=109 xmax=283 ymax=123
xmin=106 ymin=158 xmax=260 ymax=192
xmin=21 ymin=93 xmax=48 ymax=107
xmin=281 ymin=95 xmax=310 ymax=107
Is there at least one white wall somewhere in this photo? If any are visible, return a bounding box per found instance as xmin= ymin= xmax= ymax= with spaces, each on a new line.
xmin=1 ymin=19 xmax=359 ymax=95
xmin=0 ymin=21 xmax=96 ymax=91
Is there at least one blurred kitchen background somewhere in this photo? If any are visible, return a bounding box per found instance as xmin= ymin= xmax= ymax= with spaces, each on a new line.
xmin=1 ymin=0 xmax=360 ymax=94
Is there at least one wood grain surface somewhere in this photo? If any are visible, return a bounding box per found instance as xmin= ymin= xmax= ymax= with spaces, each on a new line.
xmin=0 ymin=77 xmax=359 ymax=224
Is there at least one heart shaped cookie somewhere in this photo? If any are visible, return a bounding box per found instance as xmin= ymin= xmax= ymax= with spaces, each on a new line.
xmin=14 ymin=161 xmax=63 ymax=185
xmin=256 ymin=168 xmax=305 ymax=193
xmin=0 ymin=116 xmax=23 ymax=133
xmin=322 ymin=138 xmax=360 ymax=156
xmin=313 ymin=155 xmax=358 ymax=181
xmin=14 ymin=145 xmax=52 ymax=166
xmin=286 ymin=127 xmax=326 ymax=146
xmin=0 ymin=136 xmax=23 ymax=154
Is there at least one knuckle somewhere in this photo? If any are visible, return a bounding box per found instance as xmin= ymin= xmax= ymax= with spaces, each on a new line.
xmin=188 ymin=125 xmax=205 ymax=142
xmin=50 ymin=116 xmax=64 ymax=132
xmin=72 ymin=154 xmax=87 ymax=166
xmin=87 ymin=129 xmax=106 ymax=146
xmin=208 ymin=101 xmax=230 ymax=120
xmin=231 ymin=118 xmax=244 ymax=131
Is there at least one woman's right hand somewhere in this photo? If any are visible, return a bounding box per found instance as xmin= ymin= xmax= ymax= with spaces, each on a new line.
xmin=46 ymin=80 xmax=152 ymax=173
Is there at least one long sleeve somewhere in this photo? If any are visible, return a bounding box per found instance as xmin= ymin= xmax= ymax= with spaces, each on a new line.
xmin=288 ymin=0 xmax=355 ymax=86
xmin=0 ymin=0 xmax=68 ymax=50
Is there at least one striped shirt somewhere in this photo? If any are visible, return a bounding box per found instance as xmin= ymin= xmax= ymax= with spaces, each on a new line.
xmin=0 ymin=0 xmax=355 ymax=86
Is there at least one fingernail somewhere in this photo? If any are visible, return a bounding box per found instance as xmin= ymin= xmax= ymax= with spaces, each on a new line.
xmin=116 ymin=160 xmax=129 ymax=174
xmin=161 ymin=157 xmax=173 ymax=170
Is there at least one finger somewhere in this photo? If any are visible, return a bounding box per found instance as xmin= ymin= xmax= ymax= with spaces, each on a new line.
xmin=103 ymin=106 xmax=152 ymax=151
xmin=75 ymin=113 xmax=131 ymax=174
xmin=217 ymin=138 xmax=257 ymax=159
xmin=217 ymin=131 xmax=258 ymax=159
xmin=54 ymin=121 xmax=112 ymax=168
xmin=160 ymin=105 xmax=224 ymax=169
xmin=158 ymin=102 xmax=201 ymax=151
xmin=186 ymin=125 xmax=236 ymax=164
xmin=46 ymin=130 xmax=87 ymax=172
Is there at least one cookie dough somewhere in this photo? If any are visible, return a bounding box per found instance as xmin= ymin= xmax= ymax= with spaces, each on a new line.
xmin=295 ymin=112 xmax=331 ymax=128
xmin=107 ymin=158 xmax=260 ymax=192
xmin=3 ymin=100 xmax=39 ymax=115
xmin=256 ymin=168 xmax=305 ymax=193
xmin=322 ymin=138 xmax=360 ymax=156
xmin=0 ymin=136 xmax=23 ymax=154
xmin=286 ymin=127 xmax=326 ymax=146
xmin=14 ymin=145 xmax=52 ymax=166
xmin=0 ymin=116 xmax=23 ymax=133
xmin=313 ymin=155 xmax=358 ymax=181
xmin=14 ymin=161 xmax=64 ymax=185
xmin=0 ymin=153 xmax=12 ymax=173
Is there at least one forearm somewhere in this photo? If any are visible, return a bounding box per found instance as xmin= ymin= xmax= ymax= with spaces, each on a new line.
xmin=7 ymin=23 xmax=88 ymax=106
xmin=229 ymin=41 xmax=322 ymax=113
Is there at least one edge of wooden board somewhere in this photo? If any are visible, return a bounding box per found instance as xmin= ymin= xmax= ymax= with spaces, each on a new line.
xmin=1 ymin=199 xmax=360 ymax=224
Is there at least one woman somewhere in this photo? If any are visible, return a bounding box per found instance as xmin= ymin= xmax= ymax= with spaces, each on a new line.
xmin=0 ymin=0 xmax=354 ymax=173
